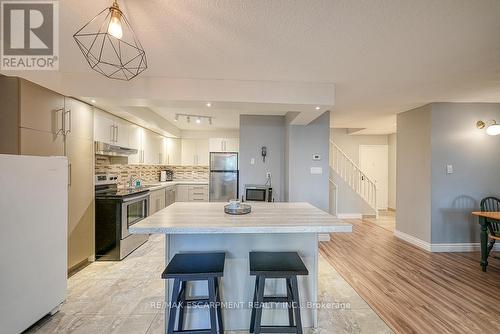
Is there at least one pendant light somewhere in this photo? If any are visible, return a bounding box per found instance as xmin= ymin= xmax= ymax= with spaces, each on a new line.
xmin=73 ymin=0 xmax=147 ymax=81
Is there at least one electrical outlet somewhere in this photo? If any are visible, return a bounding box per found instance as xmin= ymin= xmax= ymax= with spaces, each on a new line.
xmin=266 ymin=172 xmax=271 ymax=178
xmin=250 ymin=158 xmax=255 ymax=165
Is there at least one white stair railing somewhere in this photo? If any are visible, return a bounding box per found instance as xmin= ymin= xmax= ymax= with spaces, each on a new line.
xmin=329 ymin=140 xmax=377 ymax=212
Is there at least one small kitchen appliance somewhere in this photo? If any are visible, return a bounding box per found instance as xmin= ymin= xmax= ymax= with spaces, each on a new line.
xmin=244 ymin=184 xmax=273 ymax=202
xmin=160 ymin=169 xmax=173 ymax=182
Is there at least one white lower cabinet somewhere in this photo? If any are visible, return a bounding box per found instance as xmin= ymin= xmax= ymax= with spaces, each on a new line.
xmin=149 ymin=188 xmax=166 ymax=215
xmin=175 ymin=185 xmax=189 ymax=202
xmin=175 ymin=184 xmax=208 ymax=202
xmin=165 ymin=186 xmax=176 ymax=207
xmin=188 ymin=185 xmax=209 ymax=202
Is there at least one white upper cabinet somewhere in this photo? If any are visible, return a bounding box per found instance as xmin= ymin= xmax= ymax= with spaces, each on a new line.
xmin=113 ymin=117 xmax=130 ymax=147
xmin=94 ymin=110 xmax=115 ymax=144
xmin=143 ymin=130 xmax=163 ymax=165
xmin=165 ymin=137 xmax=181 ymax=165
xmin=196 ymin=139 xmax=209 ymax=166
xmin=209 ymin=137 xmax=239 ymax=152
xmin=181 ymin=138 xmax=209 ymax=166
xmin=128 ymin=125 xmax=143 ymax=164
xmin=94 ymin=109 xmax=131 ymax=146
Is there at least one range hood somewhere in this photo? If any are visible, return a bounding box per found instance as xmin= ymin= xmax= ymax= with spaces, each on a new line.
xmin=95 ymin=141 xmax=138 ymax=156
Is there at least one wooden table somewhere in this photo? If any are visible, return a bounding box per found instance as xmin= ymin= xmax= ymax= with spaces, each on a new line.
xmin=471 ymin=211 xmax=500 ymax=271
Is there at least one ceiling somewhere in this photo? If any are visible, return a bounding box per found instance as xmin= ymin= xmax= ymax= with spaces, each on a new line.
xmin=4 ymin=0 xmax=500 ymax=134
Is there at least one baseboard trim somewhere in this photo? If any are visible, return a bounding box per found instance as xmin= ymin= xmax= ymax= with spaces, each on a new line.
xmin=394 ymin=230 xmax=500 ymax=252
xmin=337 ymin=213 xmax=362 ymax=219
xmin=394 ymin=230 xmax=431 ymax=252
xmin=318 ymin=234 xmax=331 ymax=242
xmin=431 ymin=243 xmax=500 ymax=252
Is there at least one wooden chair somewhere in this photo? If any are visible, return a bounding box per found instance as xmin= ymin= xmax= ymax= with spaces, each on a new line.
xmin=480 ymin=197 xmax=500 ymax=256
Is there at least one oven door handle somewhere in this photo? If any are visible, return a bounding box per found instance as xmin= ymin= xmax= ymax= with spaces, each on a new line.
xmin=122 ymin=193 xmax=150 ymax=203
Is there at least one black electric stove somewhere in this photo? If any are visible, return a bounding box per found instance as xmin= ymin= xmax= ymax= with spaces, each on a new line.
xmin=95 ymin=174 xmax=150 ymax=261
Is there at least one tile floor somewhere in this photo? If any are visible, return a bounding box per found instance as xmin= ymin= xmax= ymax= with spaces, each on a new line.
xmin=25 ymin=235 xmax=391 ymax=334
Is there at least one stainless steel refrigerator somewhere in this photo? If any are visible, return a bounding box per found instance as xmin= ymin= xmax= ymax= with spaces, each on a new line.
xmin=209 ymin=152 xmax=239 ymax=202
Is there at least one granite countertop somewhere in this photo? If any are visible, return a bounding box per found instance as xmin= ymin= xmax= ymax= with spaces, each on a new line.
xmin=130 ymin=202 xmax=352 ymax=235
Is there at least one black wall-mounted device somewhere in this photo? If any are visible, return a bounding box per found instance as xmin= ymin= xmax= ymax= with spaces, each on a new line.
xmin=261 ymin=146 xmax=267 ymax=162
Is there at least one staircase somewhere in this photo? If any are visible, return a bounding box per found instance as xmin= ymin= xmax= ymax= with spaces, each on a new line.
xmin=329 ymin=140 xmax=378 ymax=216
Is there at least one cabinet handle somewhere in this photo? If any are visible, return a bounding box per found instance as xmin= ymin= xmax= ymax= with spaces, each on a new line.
xmin=68 ymin=163 xmax=72 ymax=186
xmin=110 ymin=125 xmax=114 ymax=142
xmin=54 ymin=108 xmax=64 ymax=135
xmin=64 ymin=109 xmax=72 ymax=135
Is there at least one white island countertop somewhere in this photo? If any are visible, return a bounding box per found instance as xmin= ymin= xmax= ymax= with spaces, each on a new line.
xmin=130 ymin=202 xmax=352 ymax=234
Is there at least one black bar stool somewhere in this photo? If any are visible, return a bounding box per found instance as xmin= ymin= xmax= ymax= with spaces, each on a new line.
xmin=162 ymin=252 xmax=225 ymax=334
xmin=249 ymin=252 xmax=309 ymax=334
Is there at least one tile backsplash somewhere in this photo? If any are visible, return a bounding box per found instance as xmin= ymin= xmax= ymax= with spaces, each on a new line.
xmin=95 ymin=155 xmax=209 ymax=188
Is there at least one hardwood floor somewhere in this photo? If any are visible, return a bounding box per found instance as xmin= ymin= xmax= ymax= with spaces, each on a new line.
xmin=320 ymin=218 xmax=500 ymax=334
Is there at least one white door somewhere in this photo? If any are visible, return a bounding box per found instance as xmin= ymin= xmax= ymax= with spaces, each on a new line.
xmin=359 ymin=145 xmax=388 ymax=210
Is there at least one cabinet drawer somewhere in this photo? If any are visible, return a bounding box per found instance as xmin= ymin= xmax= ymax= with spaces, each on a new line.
xmin=188 ymin=185 xmax=208 ymax=192
xmin=188 ymin=185 xmax=208 ymax=202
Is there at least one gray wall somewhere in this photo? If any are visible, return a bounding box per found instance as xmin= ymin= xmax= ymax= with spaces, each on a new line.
xmin=430 ymin=103 xmax=500 ymax=243
xmin=396 ymin=105 xmax=432 ymax=243
xmin=239 ymin=115 xmax=285 ymax=201
xmin=396 ymin=102 xmax=500 ymax=245
xmin=388 ymin=133 xmax=397 ymax=210
xmin=287 ymin=112 xmax=330 ymax=211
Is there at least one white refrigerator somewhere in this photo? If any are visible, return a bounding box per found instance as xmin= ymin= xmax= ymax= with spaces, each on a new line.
xmin=0 ymin=155 xmax=68 ymax=333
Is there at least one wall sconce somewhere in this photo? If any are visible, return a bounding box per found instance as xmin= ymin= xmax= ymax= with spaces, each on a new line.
xmin=476 ymin=120 xmax=500 ymax=136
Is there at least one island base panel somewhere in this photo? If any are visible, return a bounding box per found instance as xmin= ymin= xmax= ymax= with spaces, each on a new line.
xmin=164 ymin=233 xmax=318 ymax=331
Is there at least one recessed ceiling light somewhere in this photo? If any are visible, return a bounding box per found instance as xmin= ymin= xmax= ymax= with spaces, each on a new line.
xmin=206 ymin=102 xmax=212 ymax=107
xmin=315 ymin=106 xmax=321 ymax=110
xmin=196 ymin=117 xmax=201 ymax=124
xmin=91 ymin=99 xmax=96 ymax=103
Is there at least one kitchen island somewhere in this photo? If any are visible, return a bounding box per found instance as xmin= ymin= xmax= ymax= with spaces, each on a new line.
xmin=130 ymin=202 xmax=352 ymax=331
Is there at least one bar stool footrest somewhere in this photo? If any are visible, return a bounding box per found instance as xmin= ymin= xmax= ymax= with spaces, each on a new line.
xmin=258 ymin=326 xmax=298 ymax=333
xmin=172 ymin=330 xmax=214 ymax=334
